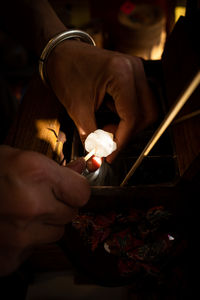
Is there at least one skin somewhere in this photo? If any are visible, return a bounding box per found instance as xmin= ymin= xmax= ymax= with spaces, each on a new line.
xmin=0 ymin=146 xmax=90 ymax=276
xmin=47 ymin=40 xmax=158 ymax=163
xmin=1 ymin=0 xmax=158 ymax=162
xmin=0 ymin=0 xmax=158 ymax=275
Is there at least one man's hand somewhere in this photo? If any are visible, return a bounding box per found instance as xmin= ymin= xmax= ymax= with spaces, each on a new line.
xmin=0 ymin=145 xmax=90 ymax=276
xmin=47 ymin=41 xmax=158 ymax=163
xmin=1 ymin=0 xmax=158 ymax=163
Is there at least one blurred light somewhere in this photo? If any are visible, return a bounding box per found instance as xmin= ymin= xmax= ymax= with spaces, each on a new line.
xmin=85 ymin=129 xmax=117 ymax=157
xmin=120 ymin=1 xmax=136 ymax=15
xmin=168 ymin=234 xmax=175 ymax=241
xmin=92 ymin=156 xmax=102 ymax=167
xmin=175 ymin=6 xmax=186 ymax=23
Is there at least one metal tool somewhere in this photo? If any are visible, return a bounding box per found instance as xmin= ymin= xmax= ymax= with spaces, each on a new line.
xmin=120 ymin=71 xmax=200 ymax=186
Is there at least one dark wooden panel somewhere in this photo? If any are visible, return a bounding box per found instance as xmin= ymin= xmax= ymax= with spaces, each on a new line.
xmin=162 ymin=15 xmax=200 ymax=179
xmin=5 ymin=76 xmax=63 ymax=162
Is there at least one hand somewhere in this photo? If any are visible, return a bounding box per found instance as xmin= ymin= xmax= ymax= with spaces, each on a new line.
xmin=0 ymin=145 xmax=90 ymax=276
xmin=47 ymin=41 xmax=158 ymax=162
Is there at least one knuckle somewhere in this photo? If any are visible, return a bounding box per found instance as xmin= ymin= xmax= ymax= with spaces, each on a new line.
xmin=14 ymin=151 xmax=49 ymax=184
xmin=108 ymin=55 xmax=133 ymax=80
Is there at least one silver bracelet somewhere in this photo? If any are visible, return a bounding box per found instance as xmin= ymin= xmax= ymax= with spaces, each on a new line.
xmin=39 ymin=29 xmax=96 ymax=86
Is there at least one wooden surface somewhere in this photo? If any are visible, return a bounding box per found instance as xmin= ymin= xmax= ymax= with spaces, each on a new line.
xmin=162 ymin=16 xmax=200 ymax=179
xmin=5 ymin=76 xmax=63 ymax=162
xmin=5 ymin=76 xmax=72 ymax=272
xmin=5 ymin=17 xmax=199 ymax=271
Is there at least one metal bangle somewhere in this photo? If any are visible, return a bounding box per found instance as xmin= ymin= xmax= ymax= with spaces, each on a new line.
xmin=39 ymin=29 xmax=96 ymax=86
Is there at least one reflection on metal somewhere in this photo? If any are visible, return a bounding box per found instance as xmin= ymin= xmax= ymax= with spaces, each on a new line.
xmin=173 ymin=109 xmax=200 ymax=124
xmin=121 ymin=71 xmax=200 ymax=186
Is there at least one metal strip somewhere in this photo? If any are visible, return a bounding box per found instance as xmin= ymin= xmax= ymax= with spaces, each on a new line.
xmin=120 ymin=71 xmax=200 ymax=186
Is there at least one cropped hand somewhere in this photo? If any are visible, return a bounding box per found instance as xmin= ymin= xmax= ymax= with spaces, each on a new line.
xmin=0 ymin=145 xmax=90 ymax=276
xmin=47 ymin=41 xmax=158 ymax=162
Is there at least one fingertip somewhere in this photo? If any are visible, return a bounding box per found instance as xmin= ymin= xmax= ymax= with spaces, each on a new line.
xmin=54 ymin=166 xmax=91 ymax=208
xmin=76 ymin=117 xmax=98 ymax=146
xmin=67 ymin=157 xmax=86 ymax=174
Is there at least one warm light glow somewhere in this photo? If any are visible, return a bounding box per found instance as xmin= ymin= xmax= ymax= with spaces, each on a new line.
xmin=35 ymin=119 xmax=59 ymax=152
xmin=85 ymin=129 xmax=117 ymax=157
xmin=84 ymin=149 xmax=95 ymax=161
xmin=78 ymin=127 xmax=87 ymax=138
xmin=92 ymin=156 xmax=102 ymax=167
xmin=168 ymin=234 xmax=175 ymax=241
xmin=150 ymin=29 xmax=166 ymax=60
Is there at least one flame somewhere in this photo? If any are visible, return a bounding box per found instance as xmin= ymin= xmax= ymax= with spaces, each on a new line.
xmin=92 ymin=156 xmax=102 ymax=167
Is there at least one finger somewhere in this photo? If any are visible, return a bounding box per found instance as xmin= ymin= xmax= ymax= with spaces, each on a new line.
xmin=25 ymin=222 xmax=68 ymax=245
xmin=25 ymin=194 xmax=78 ymax=245
xmin=34 ymin=186 xmax=79 ymax=225
xmin=28 ymin=153 xmax=91 ymax=209
xmin=34 ymin=224 xmax=66 ymax=244
xmin=19 ymin=151 xmax=91 ymax=209
xmin=103 ymin=124 xmax=118 ymax=135
xmin=106 ymin=70 xmax=137 ymax=163
xmin=67 ymin=157 xmax=86 ymax=174
xmin=106 ymin=120 xmax=134 ymax=163
xmin=73 ymin=109 xmax=97 ymax=145
xmin=103 ymin=124 xmax=118 ymax=163
xmin=8 ymin=220 xmax=68 ymax=248
xmin=52 ymin=166 xmax=90 ymax=208
xmin=106 ymin=115 xmax=135 ymax=164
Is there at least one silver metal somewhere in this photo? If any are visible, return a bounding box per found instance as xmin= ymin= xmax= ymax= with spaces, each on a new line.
xmin=120 ymin=71 xmax=200 ymax=187
xmin=39 ymin=30 xmax=96 ymax=85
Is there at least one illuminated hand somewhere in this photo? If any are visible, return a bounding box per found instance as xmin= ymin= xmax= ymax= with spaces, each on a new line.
xmin=47 ymin=41 xmax=158 ymax=163
xmin=0 ymin=145 xmax=90 ymax=276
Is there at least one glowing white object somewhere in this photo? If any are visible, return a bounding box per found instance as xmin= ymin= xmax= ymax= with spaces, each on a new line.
xmin=104 ymin=242 xmax=111 ymax=253
xmin=85 ymin=129 xmax=117 ymax=158
xmin=168 ymin=234 xmax=175 ymax=241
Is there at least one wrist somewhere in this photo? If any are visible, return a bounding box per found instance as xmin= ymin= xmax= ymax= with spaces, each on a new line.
xmin=26 ymin=0 xmax=67 ymax=55
xmin=39 ymin=30 xmax=96 ymax=86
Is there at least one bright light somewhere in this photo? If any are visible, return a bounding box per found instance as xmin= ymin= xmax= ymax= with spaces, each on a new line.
xmin=92 ymin=156 xmax=102 ymax=166
xmin=168 ymin=234 xmax=175 ymax=241
xmin=175 ymin=6 xmax=186 ymax=23
xmin=85 ymin=129 xmax=117 ymax=157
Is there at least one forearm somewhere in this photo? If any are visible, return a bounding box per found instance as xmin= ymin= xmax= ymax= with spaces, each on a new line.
xmin=0 ymin=0 xmax=67 ymax=56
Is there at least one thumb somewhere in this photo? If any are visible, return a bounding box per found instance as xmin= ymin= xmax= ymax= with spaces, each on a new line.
xmin=73 ymin=111 xmax=97 ymax=145
xmin=51 ymin=161 xmax=90 ymax=208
